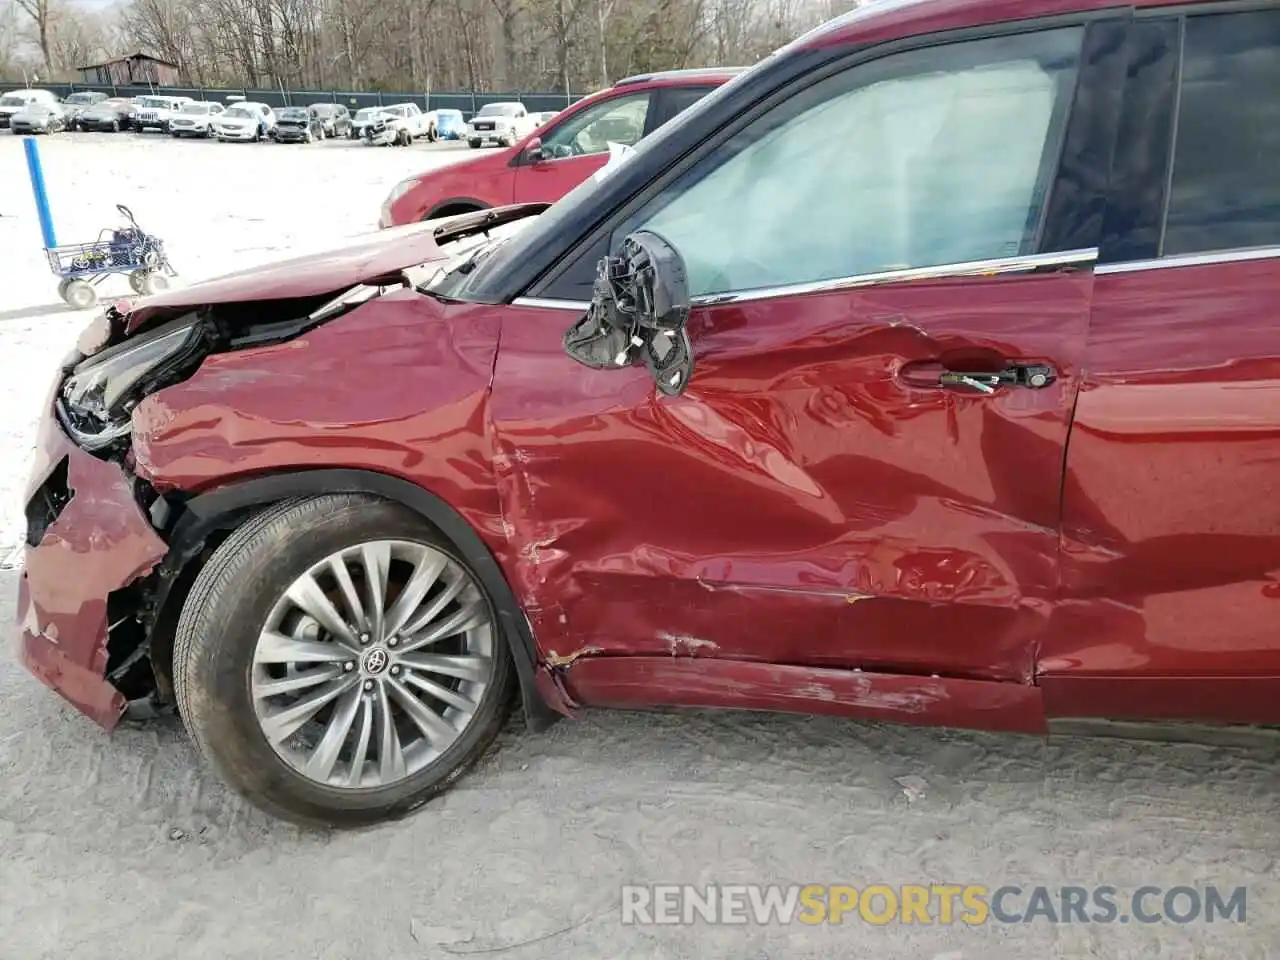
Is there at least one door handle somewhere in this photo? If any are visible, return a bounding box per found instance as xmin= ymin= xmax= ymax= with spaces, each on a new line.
xmin=938 ymin=364 xmax=1057 ymax=393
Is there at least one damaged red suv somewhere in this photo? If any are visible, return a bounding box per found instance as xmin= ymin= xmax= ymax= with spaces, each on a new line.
xmin=378 ymin=67 xmax=743 ymax=227
xmin=16 ymin=0 xmax=1280 ymax=826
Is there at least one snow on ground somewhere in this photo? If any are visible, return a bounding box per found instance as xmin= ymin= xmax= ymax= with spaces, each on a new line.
xmin=0 ymin=130 xmax=488 ymax=564
xmin=2 ymin=134 xmax=1280 ymax=960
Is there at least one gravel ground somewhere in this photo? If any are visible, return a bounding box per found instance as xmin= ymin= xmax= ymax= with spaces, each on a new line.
xmin=2 ymin=133 xmax=1279 ymax=960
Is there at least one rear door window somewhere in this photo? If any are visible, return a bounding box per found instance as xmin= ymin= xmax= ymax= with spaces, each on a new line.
xmin=1161 ymin=9 xmax=1280 ymax=256
xmin=653 ymin=85 xmax=718 ymax=130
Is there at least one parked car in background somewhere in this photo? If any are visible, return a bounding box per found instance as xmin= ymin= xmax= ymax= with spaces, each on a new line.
xmin=531 ymin=110 xmax=559 ymax=128
xmin=350 ymin=107 xmax=390 ymax=139
xmin=435 ymin=108 xmax=466 ymax=140
xmin=76 ymin=98 xmax=135 ymax=132
xmin=381 ymin=68 xmax=741 ymax=226
xmin=364 ymin=103 xmax=437 ymax=146
xmin=21 ymin=0 xmax=1280 ymax=830
xmin=0 ymin=88 xmax=60 ymax=129
xmin=131 ymin=95 xmax=193 ymax=132
xmin=213 ymin=102 xmax=276 ymax=141
xmin=309 ymin=102 xmax=351 ymax=138
xmin=465 ymin=101 xmax=536 ymax=147
xmin=168 ymin=101 xmax=225 ymax=138
xmin=60 ymin=91 xmax=109 ymax=125
xmin=274 ymin=106 xmax=323 ymax=142
xmin=10 ymin=102 xmax=67 ymax=135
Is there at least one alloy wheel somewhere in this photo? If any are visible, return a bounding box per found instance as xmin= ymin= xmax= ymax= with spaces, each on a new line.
xmin=250 ymin=539 xmax=496 ymax=789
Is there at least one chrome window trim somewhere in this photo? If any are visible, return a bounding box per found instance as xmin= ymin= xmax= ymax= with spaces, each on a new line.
xmin=1096 ymin=245 xmax=1280 ymax=275
xmin=514 ymin=248 xmax=1098 ymax=312
xmin=688 ymin=248 xmax=1098 ymax=305
xmin=512 ymin=296 xmax=591 ymax=311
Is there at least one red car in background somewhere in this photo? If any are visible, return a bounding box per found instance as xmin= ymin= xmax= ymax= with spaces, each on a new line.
xmin=378 ymin=67 xmax=744 ymax=227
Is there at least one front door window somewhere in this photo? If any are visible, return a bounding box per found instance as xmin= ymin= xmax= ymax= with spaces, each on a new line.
xmin=539 ymin=93 xmax=651 ymax=160
xmin=628 ymin=29 xmax=1084 ymax=297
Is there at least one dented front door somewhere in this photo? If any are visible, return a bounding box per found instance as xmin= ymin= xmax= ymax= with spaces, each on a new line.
xmin=490 ymin=24 xmax=1098 ymax=680
xmin=492 ymin=262 xmax=1091 ymax=680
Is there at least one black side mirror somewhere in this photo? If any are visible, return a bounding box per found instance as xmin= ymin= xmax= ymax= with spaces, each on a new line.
xmin=524 ymin=136 xmax=544 ymax=163
xmin=563 ymin=230 xmax=694 ymax=396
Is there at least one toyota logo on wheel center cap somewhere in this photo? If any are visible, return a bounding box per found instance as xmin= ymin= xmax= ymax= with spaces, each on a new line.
xmin=363 ymin=648 xmax=390 ymax=675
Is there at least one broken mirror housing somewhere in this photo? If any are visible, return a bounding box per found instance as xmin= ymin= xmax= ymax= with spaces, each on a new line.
xmin=59 ymin=313 xmax=204 ymax=449
xmin=563 ymin=229 xmax=694 ymax=396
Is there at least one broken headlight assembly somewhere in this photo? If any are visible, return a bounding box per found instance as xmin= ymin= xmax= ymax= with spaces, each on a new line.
xmin=58 ymin=313 xmax=208 ymax=450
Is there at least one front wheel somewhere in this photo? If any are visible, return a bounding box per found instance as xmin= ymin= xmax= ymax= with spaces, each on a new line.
xmin=137 ymin=271 xmax=170 ymax=296
xmin=173 ymin=495 xmax=516 ymax=827
xmin=468 ymin=138 xmax=481 ymax=149
xmin=61 ymin=279 xmax=97 ymax=309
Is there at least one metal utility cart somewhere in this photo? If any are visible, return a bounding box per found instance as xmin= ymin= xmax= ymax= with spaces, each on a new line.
xmin=44 ymin=204 xmax=177 ymax=309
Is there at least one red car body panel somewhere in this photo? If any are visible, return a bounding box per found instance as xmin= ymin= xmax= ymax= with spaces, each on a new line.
xmin=125 ymin=222 xmax=454 ymax=330
xmin=561 ymin=657 xmax=1048 ymax=733
xmin=1039 ymin=255 xmax=1280 ymax=723
xmin=130 ymin=292 xmax=508 ymax=534
xmin=16 ymin=377 xmax=168 ymax=728
xmin=383 ymin=73 xmax=740 ymax=227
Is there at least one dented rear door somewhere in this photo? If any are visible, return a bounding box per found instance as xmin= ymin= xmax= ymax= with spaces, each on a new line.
xmin=490 ymin=19 xmax=1125 ymax=681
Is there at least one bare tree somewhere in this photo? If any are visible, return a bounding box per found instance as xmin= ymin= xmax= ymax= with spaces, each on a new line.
xmin=11 ymin=0 xmax=49 ymax=68
xmin=112 ymin=0 xmax=849 ymax=94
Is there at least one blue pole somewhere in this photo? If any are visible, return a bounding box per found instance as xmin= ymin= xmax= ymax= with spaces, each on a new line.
xmin=23 ymin=136 xmax=57 ymax=249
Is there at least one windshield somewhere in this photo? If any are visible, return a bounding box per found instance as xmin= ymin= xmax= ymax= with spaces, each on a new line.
xmin=0 ymin=95 xmax=25 ymax=106
xmin=355 ymin=108 xmax=382 ymax=121
xmin=136 ymin=97 xmax=169 ymax=108
xmin=180 ymin=103 xmax=212 ymax=114
xmin=311 ymin=104 xmax=335 ymax=115
xmin=279 ymin=108 xmax=307 ymax=120
xmin=477 ymin=103 xmax=518 ymax=117
xmin=225 ymin=105 xmax=255 ymax=119
xmin=24 ymin=104 xmax=52 ymax=114
xmin=66 ymin=93 xmax=99 ymax=104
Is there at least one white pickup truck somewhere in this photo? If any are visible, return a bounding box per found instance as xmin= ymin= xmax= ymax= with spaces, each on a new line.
xmin=465 ymin=101 xmax=538 ymax=148
xmin=363 ymin=103 xmax=438 ymax=146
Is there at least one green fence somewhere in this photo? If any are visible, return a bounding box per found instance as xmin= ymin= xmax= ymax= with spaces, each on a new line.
xmin=0 ymin=82 xmax=585 ymax=118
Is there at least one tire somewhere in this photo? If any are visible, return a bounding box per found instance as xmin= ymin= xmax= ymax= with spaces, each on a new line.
xmin=172 ymin=494 xmax=517 ymax=828
xmin=128 ymin=270 xmax=145 ymax=293
xmin=61 ymin=279 xmax=97 ymax=309
xmin=399 ymin=129 xmax=411 ymax=147
xmin=111 ymin=119 xmax=120 ymax=132
xmin=137 ymin=272 xmax=169 ymax=296
xmin=56 ymin=278 xmax=72 ymax=300
xmin=468 ymin=139 xmax=481 ymax=149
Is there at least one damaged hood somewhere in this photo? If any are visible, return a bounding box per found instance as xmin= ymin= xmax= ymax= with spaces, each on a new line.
xmin=124 ymin=203 xmax=549 ymax=332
